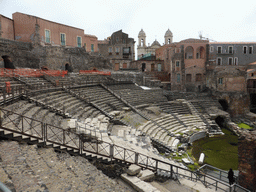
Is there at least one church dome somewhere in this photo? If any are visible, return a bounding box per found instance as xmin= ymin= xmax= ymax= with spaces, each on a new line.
xmin=151 ymin=39 xmax=161 ymax=47
xmin=138 ymin=29 xmax=146 ymax=37
xmin=165 ymin=28 xmax=173 ymax=37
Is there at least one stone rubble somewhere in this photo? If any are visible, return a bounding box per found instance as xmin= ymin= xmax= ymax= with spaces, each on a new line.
xmin=0 ymin=141 xmax=133 ymax=192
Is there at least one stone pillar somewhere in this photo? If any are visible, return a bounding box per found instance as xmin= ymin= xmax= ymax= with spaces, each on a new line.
xmin=32 ymin=24 xmax=41 ymax=47
xmin=238 ymin=130 xmax=256 ymax=191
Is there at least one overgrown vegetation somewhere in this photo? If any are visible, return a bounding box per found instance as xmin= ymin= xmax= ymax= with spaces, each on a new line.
xmin=237 ymin=123 xmax=253 ymax=129
xmin=191 ymin=128 xmax=238 ymax=170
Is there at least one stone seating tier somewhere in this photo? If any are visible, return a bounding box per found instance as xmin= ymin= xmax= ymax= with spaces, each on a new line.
xmin=113 ymin=89 xmax=168 ymax=106
xmin=72 ymin=86 xmax=126 ymax=111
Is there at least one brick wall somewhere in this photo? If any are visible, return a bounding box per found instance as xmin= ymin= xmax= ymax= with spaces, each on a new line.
xmin=238 ymin=131 xmax=256 ymax=191
xmin=0 ymin=15 xmax=14 ymax=40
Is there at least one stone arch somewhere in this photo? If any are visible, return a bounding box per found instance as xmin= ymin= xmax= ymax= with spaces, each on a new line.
xmin=1 ymin=55 xmax=15 ymax=69
xmin=196 ymin=46 xmax=205 ymax=59
xmin=219 ymin=99 xmax=229 ymax=111
xmin=215 ymin=116 xmax=226 ymax=127
xmin=65 ymin=63 xmax=73 ymax=72
xmin=65 ymin=63 xmax=69 ymax=71
xmin=185 ymin=46 xmax=194 ymax=59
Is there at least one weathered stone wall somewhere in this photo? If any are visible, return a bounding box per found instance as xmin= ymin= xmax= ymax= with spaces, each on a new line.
xmin=225 ymin=121 xmax=256 ymax=191
xmin=212 ymin=92 xmax=250 ymax=117
xmin=238 ymin=130 xmax=256 ymax=191
xmin=0 ymin=38 xmax=111 ymax=71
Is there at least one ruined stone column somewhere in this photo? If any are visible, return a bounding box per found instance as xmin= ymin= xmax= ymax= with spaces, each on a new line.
xmin=238 ymin=130 xmax=256 ymax=191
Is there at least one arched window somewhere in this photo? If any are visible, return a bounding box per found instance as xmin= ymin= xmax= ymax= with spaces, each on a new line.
xmin=185 ymin=46 xmax=194 ymax=59
xmin=141 ymin=38 xmax=144 ymax=46
xmin=196 ymin=46 xmax=205 ymax=59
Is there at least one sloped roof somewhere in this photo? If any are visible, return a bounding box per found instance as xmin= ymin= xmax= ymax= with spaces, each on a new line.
xmin=138 ymin=29 xmax=146 ymax=37
xmin=165 ymin=28 xmax=173 ymax=37
xmin=151 ymin=39 xmax=161 ymax=47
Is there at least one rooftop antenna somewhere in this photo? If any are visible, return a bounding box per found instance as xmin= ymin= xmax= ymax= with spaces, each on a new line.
xmin=199 ymin=31 xmax=203 ymax=39
xmin=198 ymin=31 xmax=216 ymax=42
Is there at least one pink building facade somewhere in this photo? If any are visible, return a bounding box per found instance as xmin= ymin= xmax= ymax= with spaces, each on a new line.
xmin=0 ymin=14 xmax=15 ymax=40
xmin=1 ymin=12 xmax=97 ymax=52
xmin=156 ymin=39 xmax=209 ymax=92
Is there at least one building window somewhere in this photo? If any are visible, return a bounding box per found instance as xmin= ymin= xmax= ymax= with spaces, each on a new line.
xmin=60 ymin=33 xmax=66 ymax=46
xmin=217 ymin=57 xmax=222 ymax=65
xmin=115 ymin=47 xmax=119 ymax=53
xmin=243 ymin=46 xmax=247 ymax=54
xmin=228 ymin=46 xmax=233 ymax=54
xmin=210 ymin=46 xmax=214 ymax=52
xmin=185 ymin=46 xmax=194 ymax=59
xmin=176 ymin=60 xmax=180 ymax=67
xmin=158 ymin=64 xmax=162 ymax=71
xmin=45 ymin=29 xmax=51 ymax=43
xmin=234 ymin=57 xmax=238 ymax=65
xmin=116 ymin=37 xmax=119 ymax=42
xmin=84 ymin=43 xmax=86 ymax=50
xmin=91 ymin=44 xmax=94 ymax=52
xmin=217 ymin=46 xmax=222 ymax=54
xmin=196 ymin=74 xmax=202 ymax=81
xmin=77 ymin=36 xmax=82 ymax=47
xmin=228 ymin=57 xmax=233 ymax=65
xmin=249 ymin=46 xmax=253 ymax=54
xmin=186 ymin=74 xmax=191 ymax=82
xmin=177 ymin=74 xmax=180 ymax=83
xmin=109 ymin=47 xmax=112 ymax=53
xmin=123 ymin=39 xmax=126 ymax=43
xmin=218 ymin=78 xmax=223 ymax=85
xmin=123 ymin=47 xmax=130 ymax=54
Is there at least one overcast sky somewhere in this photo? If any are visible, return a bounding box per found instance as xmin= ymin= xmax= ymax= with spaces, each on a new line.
xmin=1 ymin=0 xmax=256 ymax=48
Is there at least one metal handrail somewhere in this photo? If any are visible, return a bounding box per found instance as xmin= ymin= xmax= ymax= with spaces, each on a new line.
xmin=0 ymin=107 xmax=251 ymax=192
xmin=198 ymin=164 xmax=238 ymax=183
xmin=0 ymin=181 xmax=12 ymax=192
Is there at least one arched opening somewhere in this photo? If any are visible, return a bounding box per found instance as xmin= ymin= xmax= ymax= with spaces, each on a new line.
xmin=65 ymin=63 xmax=69 ymax=71
xmin=196 ymin=46 xmax=205 ymax=59
xmin=185 ymin=46 xmax=194 ymax=59
xmin=141 ymin=38 xmax=144 ymax=46
xmin=142 ymin=63 xmax=146 ymax=72
xmin=1 ymin=55 xmax=15 ymax=69
xmin=65 ymin=63 xmax=73 ymax=72
xmin=215 ymin=116 xmax=225 ymax=127
xmin=219 ymin=99 xmax=229 ymax=111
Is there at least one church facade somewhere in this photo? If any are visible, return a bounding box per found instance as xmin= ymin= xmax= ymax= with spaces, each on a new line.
xmin=137 ymin=29 xmax=173 ymax=60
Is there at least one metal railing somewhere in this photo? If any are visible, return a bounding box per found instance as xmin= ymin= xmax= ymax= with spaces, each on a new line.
xmin=0 ymin=107 xmax=251 ymax=192
xmin=198 ymin=164 xmax=238 ymax=184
